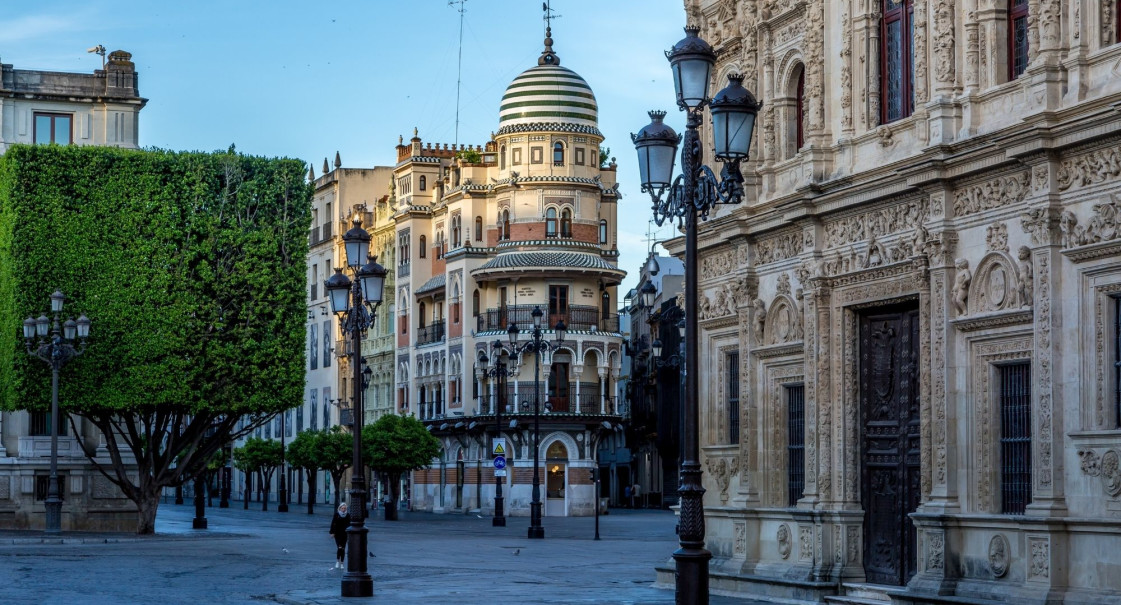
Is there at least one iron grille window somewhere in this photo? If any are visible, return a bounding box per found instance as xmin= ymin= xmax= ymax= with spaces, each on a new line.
xmin=34 ymin=475 xmax=67 ymax=501
xmin=881 ymin=0 xmax=915 ymax=124
xmin=1009 ymin=0 xmax=1030 ymax=80
xmin=727 ymin=352 xmax=740 ymax=444
xmin=786 ymin=384 xmax=806 ymax=506
xmin=29 ymin=411 xmax=68 ymax=437
xmin=795 ymin=69 xmax=805 ymax=150
xmin=1115 ymin=296 xmax=1121 ymax=428
xmin=999 ymin=362 xmax=1032 ymax=515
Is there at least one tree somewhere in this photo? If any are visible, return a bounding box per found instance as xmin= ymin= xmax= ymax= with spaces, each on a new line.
xmin=232 ymin=437 xmax=283 ymax=511
xmin=599 ymin=146 xmax=611 ymax=168
xmin=286 ymin=429 xmax=322 ymax=515
xmin=318 ymin=426 xmax=354 ymax=509
xmin=363 ymin=415 xmax=440 ymax=521
xmin=0 ymin=145 xmax=310 ymax=533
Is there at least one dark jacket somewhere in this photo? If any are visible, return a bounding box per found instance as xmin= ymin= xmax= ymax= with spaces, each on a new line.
xmin=330 ymin=512 xmax=349 ymax=546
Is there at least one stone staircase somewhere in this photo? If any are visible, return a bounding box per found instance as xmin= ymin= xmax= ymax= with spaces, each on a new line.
xmin=824 ymin=583 xmax=907 ymax=605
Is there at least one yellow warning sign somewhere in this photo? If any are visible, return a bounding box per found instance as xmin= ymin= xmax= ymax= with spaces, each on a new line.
xmin=492 ymin=437 xmax=506 ymax=456
xmin=493 ymin=444 xmax=505 ymax=455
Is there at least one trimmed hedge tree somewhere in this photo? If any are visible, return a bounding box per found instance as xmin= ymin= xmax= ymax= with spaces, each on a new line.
xmin=0 ymin=144 xmax=310 ymax=533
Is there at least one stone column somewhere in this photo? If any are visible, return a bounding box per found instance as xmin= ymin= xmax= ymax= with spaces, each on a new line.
xmin=573 ymin=367 xmax=583 ymax=414
xmin=598 ymin=369 xmax=608 ymax=415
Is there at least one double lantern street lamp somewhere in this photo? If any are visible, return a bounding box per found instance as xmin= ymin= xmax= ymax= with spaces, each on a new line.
xmin=632 ymin=25 xmax=761 ymax=605
xmin=478 ymin=340 xmax=511 ymax=527
xmin=324 ymin=217 xmax=387 ymax=599
xmin=507 ymin=306 xmax=565 ymax=539
xmin=22 ymin=291 xmax=91 ymax=534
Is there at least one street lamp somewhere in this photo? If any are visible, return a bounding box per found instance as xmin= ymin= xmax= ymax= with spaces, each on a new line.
xmin=508 ymin=306 xmax=566 ymax=539
xmin=22 ymin=290 xmax=91 ymax=534
xmin=632 ymin=25 xmax=761 ymax=605
xmin=324 ymin=217 xmax=386 ymax=599
xmin=479 ymin=339 xmax=511 ymax=527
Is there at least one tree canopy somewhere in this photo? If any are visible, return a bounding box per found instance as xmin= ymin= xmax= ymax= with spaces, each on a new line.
xmin=0 ymin=144 xmax=310 ymax=532
xmin=362 ymin=414 xmax=441 ymax=476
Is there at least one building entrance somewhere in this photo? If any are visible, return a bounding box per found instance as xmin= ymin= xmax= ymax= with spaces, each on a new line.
xmin=545 ymin=441 xmax=567 ymax=517
xmin=859 ymin=306 xmax=921 ymax=586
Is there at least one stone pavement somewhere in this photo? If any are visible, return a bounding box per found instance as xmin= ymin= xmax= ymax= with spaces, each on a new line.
xmin=0 ymin=501 xmax=765 ymax=605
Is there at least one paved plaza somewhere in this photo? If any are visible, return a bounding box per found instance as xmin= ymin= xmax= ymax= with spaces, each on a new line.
xmin=0 ymin=502 xmax=761 ymax=605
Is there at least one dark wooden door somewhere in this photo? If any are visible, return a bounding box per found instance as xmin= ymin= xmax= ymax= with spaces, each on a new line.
xmin=860 ymin=307 xmax=921 ymax=586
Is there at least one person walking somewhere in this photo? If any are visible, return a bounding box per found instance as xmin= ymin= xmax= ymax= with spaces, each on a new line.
xmin=329 ymin=502 xmax=349 ymax=570
xmin=623 ymin=484 xmax=631 ymax=508
xmin=633 ymin=483 xmax=642 ymax=509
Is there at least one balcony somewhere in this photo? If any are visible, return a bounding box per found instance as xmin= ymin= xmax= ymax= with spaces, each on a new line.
xmin=478 ymin=382 xmax=620 ymax=415
xmin=416 ymin=320 xmax=446 ymax=346
xmin=477 ymin=305 xmax=620 ymax=333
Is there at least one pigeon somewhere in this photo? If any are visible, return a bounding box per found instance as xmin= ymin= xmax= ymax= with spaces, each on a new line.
xmin=513 ymin=549 xmax=520 ymax=556
xmin=282 ymin=548 xmax=289 ymax=554
xmin=369 ymin=551 xmax=376 ymax=557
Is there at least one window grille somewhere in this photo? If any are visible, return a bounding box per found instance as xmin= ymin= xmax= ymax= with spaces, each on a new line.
xmin=786 ymin=384 xmax=805 ymax=506
xmin=727 ymin=352 xmax=740 ymax=444
xmin=999 ymin=362 xmax=1032 ymax=515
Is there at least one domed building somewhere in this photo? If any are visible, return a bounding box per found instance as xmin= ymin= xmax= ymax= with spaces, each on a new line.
xmin=390 ymin=26 xmax=626 ymax=521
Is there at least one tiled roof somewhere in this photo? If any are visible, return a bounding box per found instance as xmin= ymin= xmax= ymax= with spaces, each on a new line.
xmin=474 ymin=251 xmax=622 ymax=273
xmin=495 ymin=122 xmax=603 ymax=137
xmin=415 ymin=273 xmax=446 ymax=295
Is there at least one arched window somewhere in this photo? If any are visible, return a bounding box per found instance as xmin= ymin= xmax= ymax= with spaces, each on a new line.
xmin=418 ymin=302 xmax=426 ymax=328
xmin=601 ymin=291 xmax=610 ymax=320
xmin=419 ymin=175 xmax=427 ymax=191
xmin=419 ymin=235 xmax=427 ymax=258
xmin=796 ymin=67 xmax=805 ymax=151
xmin=500 ymin=145 xmax=506 ymax=170
xmin=546 ymin=207 xmax=558 ymax=237
xmin=472 ymin=289 xmax=480 ymax=316
xmin=560 ymin=208 xmax=572 ymax=238
xmin=881 ymin=0 xmax=914 ymax=124
xmin=475 ymin=216 xmax=483 ymax=242
xmin=1008 ymin=0 xmax=1029 ymax=80
xmin=452 ymin=216 xmax=461 ymax=247
xmin=553 ymin=141 xmax=565 ymax=165
xmin=599 ymin=219 xmax=608 ymax=244
xmin=501 ymin=210 xmax=510 ymax=240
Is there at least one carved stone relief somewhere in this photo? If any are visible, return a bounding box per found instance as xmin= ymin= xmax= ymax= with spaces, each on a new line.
xmin=702 ymin=249 xmax=737 ymax=280
xmin=756 ymin=230 xmax=803 ymax=265
xmin=952 ymin=258 xmax=972 ymax=316
xmin=967 ymin=252 xmax=1030 ymax=314
xmin=839 ymin=0 xmax=853 ymax=131
xmin=799 ymin=525 xmax=813 ymax=560
xmin=932 ymin=0 xmax=955 ymax=87
xmin=777 ymin=523 xmax=792 ymax=559
xmin=701 ymin=277 xmax=755 ymax=321
xmin=1021 ymin=207 xmax=1058 ymax=246
xmin=705 ymin=453 xmax=741 ymax=502
xmin=734 ymin=521 xmax=747 ymax=555
xmin=1104 ymin=2 xmax=1118 ymax=48
xmin=824 ymin=198 xmax=929 ymax=248
xmin=952 ymin=172 xmax=1031 ymax=218
xmin=926 ymin=531 xmax=945 ymax=571
xmin=989 ymin=534 xmax=1010 ymax=578
xmin=1035 ymin=251 xmax=1055 ymax=489
xmin=1078 ymin=449 xmax=1121 ymax=497
xmin=1056 ymin=145 xmax=1121 ymax=192
xmin=1058 ymin=195 xmax=1121 ymax=249
xmin=1028 ymin=537 xmax=1050 ymax=580
xmin=1016 ymin=247 xmax=1033 ymax=309
xmin=764 ymin=295 xmax=804 ymax=345
xmin=985 ymin=222 xmax=1009 ymax=253
xmin=752 ymin=298 xmax=767 ymax=344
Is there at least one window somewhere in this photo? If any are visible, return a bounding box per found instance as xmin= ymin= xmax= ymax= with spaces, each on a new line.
xmin=575 ymin=147 xmax=585 ymax=165
xmin=786 ymin=384 xmax=805 ymax=506
xmin=419 ymin=175 xmax=427 ymax=191
xmin=999 ymin=362 xmax=1032 ymax=515
xmin=546 ymin=208 xmax=558 ymax=237
xmin=881 ymin=0 xmax=915 ymax=124
xmin=475 ymin=216 xmax=483 ymax=242
xmin=599 ymin=220 xmax=608 ymax=244
xmin=34 ymin=113 xmax=72 ymax=145
xmin=513 ymin=148 xmax=522 ymax=165
xmin=501 ymin=210 xmax=511 ymax=240
xmin=553 ymin=142 xmax=565 ymax=165
xmin=1114 ymin=296 xmax=1121 ymax=427
xmin=34 ymin=474 xmax=67 ymax=501
xmin=452 ymin=215 xmax=461 ymax=247
xmin=561 ymin=209 xmax=572 ymax=238
xmin=418 ymin=302 xmax=427 ymax=329
xmin=727 ymin=352 xmax=740 ymax=444
xmin=419 ymin=235 xmax=427 ymax=258
xmin=500 ymin=145 xmax=506 ymax=169
xmin=795 ymin=68 xmax=805 ymax=151
xmin=29 ymin=411 xmax=68 ymax=437
xmin=472 ymin=290 xmax=480 ymax=316
xmin=548 ymin=285 xmax=569 ymax=319
xmin=1008 ymin=0 xmax=1029 ymax=80
xmin=531 ymin=147 xmax=543 ymax=164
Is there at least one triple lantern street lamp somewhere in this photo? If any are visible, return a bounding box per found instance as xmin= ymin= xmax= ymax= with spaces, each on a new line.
xmin=506 ymin=306 xmax=565 ymax=539
xmin=22 ymin=291 xmax=91 ymax=534
xmin=632 ymin=25 xmax=761 ymax=605
xmin=479 ymin=340 xmax=511 ymax=527
xmin=324 ymin=217 xmax=387 ymax=599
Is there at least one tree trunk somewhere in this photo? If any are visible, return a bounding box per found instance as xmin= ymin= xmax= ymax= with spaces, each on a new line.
xmin=262 ymin=472 xmax=271 ymax=512
xmin=306 ymin=472 xmax=317 ymax=515
xmin=384 ymin=473 xmax=399 ymax=521
xmin=136 ymin=491 xmax=161 ymax=534
xmin=243 ymin=471 xmax=251 ymax=510
xmin=206 ymin=472 xmax=215 ymax=507
xmin=332 ymin=472 xmax=344 ymax=509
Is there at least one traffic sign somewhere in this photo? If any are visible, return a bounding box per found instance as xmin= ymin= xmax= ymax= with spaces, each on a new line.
xmin=495 ymin=469 xmax=507 ymax=477
xmin=492 ymin=438 xmax=506 ymax=457
xmin=493 ymin=455 xmax=506 ymax=470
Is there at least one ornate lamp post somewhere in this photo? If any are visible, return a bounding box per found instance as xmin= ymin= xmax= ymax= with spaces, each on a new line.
xmin=22 ymin=290 xmax=91 ymax=534
xmin=324 ymin=217 xmax=387 ymax=599
xmin=632 ymin=26 xmax=761 ymax=605
xmin=508 ymin=306 xmax=565 ymax=539
xmin=651 ymin=319 xmax=687 ymax=370
xmin=479 ymin=339 xmax=511 ymax=527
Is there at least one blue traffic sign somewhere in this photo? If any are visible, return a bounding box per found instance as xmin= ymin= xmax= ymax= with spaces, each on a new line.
xmin=493 ymin=456 xmax=506 ymax=470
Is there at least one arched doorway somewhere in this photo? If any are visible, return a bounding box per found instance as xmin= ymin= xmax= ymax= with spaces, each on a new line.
xmin=545 ymin=440 xmax=568 ymax=517
xmin=456 ymin=449 xmax=465 ymax=509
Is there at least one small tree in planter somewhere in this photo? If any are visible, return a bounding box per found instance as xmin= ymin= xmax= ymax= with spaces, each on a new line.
xmin=287 ymin=428 xmax=322 ymax=515
xmin=318 ymin=426 xmax=353 ymax=509
xmin=233 ymin=437 xmax=283 ymax=511
xmin=363 ymin=415 xmax=440 ymax=521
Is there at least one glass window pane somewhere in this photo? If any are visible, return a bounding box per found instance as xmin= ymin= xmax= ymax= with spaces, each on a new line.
xmin=35 ymin=115 xmax=52 ymax=144
xmin=55 ymin=116 xmax=71 ymax=144
xmin=885 ymin=20 xmax=903 ymax=122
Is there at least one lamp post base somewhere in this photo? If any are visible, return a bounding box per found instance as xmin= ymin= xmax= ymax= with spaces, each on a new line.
xmin=527 ymin=525 xmax=544 ymax=539
xmin=528 ymin=499 xmax=544 ymax=538
xmin=493 ymin=495 xmax=506 ymax=527
xmin=340 ymin=574 xmax=373 ymax=598
xmin=673 ymin=546 xmax=712 ymax=605
xmin=44 ymin=499 xmax=62 ymax=534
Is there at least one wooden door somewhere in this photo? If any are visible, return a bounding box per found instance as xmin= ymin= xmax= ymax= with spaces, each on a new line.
xmin=860 ymin=306 xmax=921 ymax=586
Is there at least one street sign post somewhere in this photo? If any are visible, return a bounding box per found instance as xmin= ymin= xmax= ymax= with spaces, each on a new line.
xmin=492 ymin=438 xmax=506 ymax=457
xmin=494 ymin=455 xmax=506 ymax=470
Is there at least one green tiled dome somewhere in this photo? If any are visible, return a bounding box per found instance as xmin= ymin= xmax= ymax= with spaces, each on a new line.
xmin=498 ymin=33 xmax=597 ymax=130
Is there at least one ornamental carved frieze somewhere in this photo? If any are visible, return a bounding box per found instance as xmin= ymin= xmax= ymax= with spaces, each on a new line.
xmin=1029 ymin=538 xmax=1050 ymax=580
xmin=952 ymin=172 xmax=1030 ymax=218
xmin=823 ymin=198 xmax=928 ymax=248
xmin=701 ymin=249 xmax=737 ymax=280
xmin=839 ymin=0 xmax=853 ymax=130
xmin=1020 ymin=207 xmax=1059 ymax=246
xmin=1077 ymin=449 xmax=1121 ymax=497
xmin=756 ymin=230 xmax=802 ymax=265
xmin=926 ymin=531 xmax=945 ymax=571
xmin=1059 ymin=194 xmax=1121 ymax=249
xmin=699 ymin=276 xmax=756 ymax=320
xmin=1056 ymin=144 xmax=1121 ymax=192
xmin=932 ymin=0 xmax=955 ymax=86
xmin=1104 ymin=2 xmax=1118 ymax=47
xmin=985 ymin=222 xmax=1009 ymax=253
xmin=804 ymin=0 xmax=826 ymax=131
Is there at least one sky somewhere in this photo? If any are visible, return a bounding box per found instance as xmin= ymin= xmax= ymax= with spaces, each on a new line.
xmin=2 ymin=0 xmax=690 ymax=295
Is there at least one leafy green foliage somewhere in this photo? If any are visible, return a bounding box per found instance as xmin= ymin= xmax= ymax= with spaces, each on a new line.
xmin=362 ymin=414 xmax=440 ymax=475
xmin=0 ymin=144 xmax=311 ymax=532
xmin=455 ymin=148 xmax=482 ymax=164
xmin=599 ymin=146 xmax=611 ymax=168
xmin=285 ymin=429 xmax=321 ymax=471
xmin=232 ymin=436 xmax=284 ymax=473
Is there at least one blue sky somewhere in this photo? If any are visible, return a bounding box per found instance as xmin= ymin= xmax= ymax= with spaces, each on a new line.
xmin=2 ymin=0 xmax=689 ymax=293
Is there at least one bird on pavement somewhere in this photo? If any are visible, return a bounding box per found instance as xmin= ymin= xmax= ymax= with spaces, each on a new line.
xmin=282 ymin=548 xmax=289 ymax=554
xmin=513 ymin=549 xmax=520 ymax=556
xmin=369 ymin=551 xmax=376 ymax=557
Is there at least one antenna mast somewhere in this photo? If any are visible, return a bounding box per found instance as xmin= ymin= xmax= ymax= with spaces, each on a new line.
xmin=450 ymin=0 xmax=468 ymax=147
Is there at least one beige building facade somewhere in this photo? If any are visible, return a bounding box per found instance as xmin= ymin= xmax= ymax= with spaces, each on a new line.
xmin=667 ymin=1 xmax=1121 ymax=603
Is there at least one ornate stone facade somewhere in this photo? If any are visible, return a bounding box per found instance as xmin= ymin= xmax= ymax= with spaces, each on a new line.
xmin=654 ymin=2 xmax=1121 ymax=603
